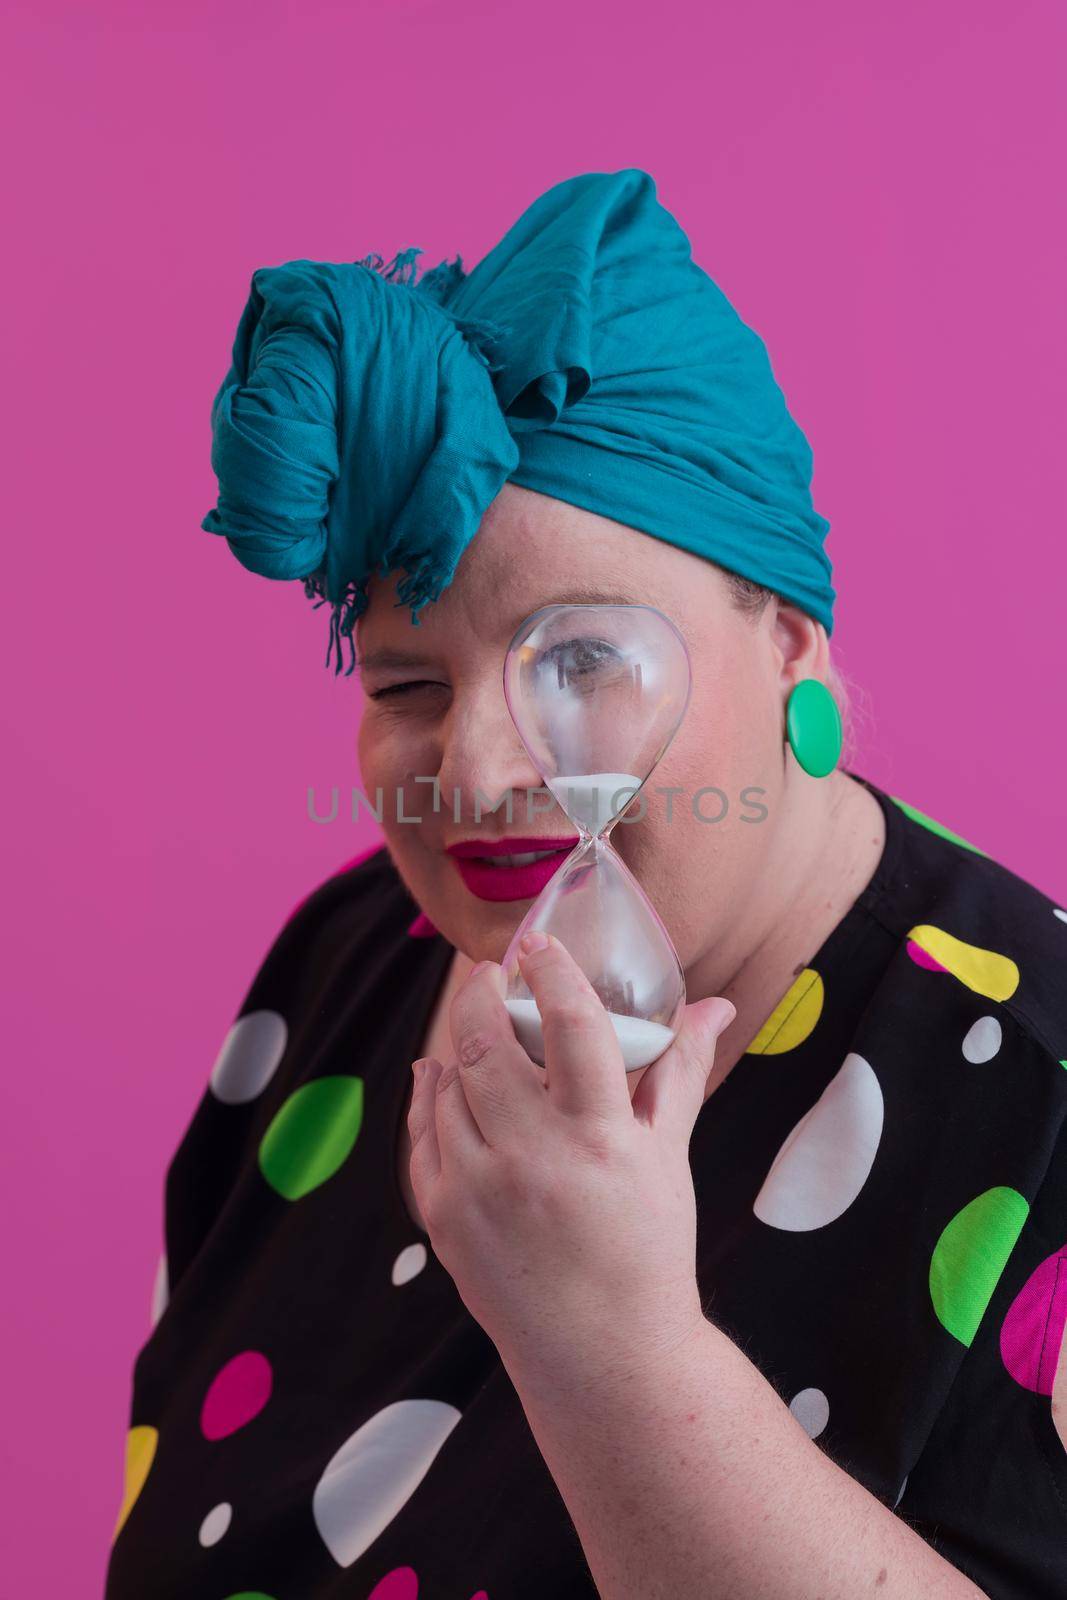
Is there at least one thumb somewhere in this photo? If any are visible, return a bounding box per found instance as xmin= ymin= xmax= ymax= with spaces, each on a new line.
xmin=631 ymin=997 xmax=737 ymax=1134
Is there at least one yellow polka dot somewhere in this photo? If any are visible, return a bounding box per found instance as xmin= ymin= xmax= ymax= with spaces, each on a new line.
xmin=112 ymin=1425 xmax=158 ymax=1543
xmin=907 ymin=924 xmax=1020 ymax=1002
xmin=746 ymin=969 xmax=824 ymax=1054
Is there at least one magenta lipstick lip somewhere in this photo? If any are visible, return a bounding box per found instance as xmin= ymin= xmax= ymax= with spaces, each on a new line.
xmin=445 ymin=835 xmax=579 ymax=902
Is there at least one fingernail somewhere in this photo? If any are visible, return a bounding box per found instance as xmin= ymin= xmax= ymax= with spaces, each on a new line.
xmin=520 ymin=929 xmax=550 ymax=954
xmin=412 ymin=1057 xmax=428 ymax=1078
xmin=711 ymin=1001 xmax=736 ymax=1038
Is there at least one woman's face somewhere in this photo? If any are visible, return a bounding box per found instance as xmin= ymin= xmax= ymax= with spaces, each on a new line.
xmin=355 ymin=483 xmax=799 ymax=971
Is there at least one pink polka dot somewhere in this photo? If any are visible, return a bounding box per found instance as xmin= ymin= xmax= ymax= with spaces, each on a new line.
xmin=200 ymin=1350 xmax=274 ymax=1440
xmin=1000 ymin=1243 xmax=1067 ymax=1393
xmin=905 ymin=938 xmax=949 ymax=973
xmin=367 ymin=1569 xmax=419 ymax=1599
xmin=407 ymin=910 xmax=438 ymax=938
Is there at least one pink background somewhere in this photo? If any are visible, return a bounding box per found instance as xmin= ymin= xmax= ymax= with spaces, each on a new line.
xmin=4 ymin=1 xmax=1065 ymax=1589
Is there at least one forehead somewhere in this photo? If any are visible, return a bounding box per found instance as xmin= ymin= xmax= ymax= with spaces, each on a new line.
xmin=356 ymin=483 xmax=714 ymax=658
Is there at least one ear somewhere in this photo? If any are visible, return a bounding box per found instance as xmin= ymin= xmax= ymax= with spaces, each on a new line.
xmin=773 ymin=602 xmax=828 ymax=700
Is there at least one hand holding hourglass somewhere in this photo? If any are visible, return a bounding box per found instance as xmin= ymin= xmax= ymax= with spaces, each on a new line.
xmin=499 ymin=603 xmax=692 ymax=1073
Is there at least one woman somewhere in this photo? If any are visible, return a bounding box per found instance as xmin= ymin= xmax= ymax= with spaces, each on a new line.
xmin=106 ymin=170 xmax=1067 ymax=1599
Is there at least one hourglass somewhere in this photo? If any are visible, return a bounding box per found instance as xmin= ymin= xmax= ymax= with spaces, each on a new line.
xmin=499 ymin=603 xmax=692 ymax=1073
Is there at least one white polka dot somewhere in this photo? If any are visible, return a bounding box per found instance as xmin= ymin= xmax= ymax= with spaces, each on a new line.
xmin=198 ymin=1501 xmax=232 ymax=1547
xmin=150 ymin=1252 xmax=168 ymax=1328
xmin=753 ymin=1053 xmax=884 ymax=1231
xmin=789 ymin=1387 xmax=830 ymax=1438
xmin=1053 ymin=908 xmax=1067 ymax=924
xmin=962 ymin=1015 xmax=1002 ymax=1064
xmin=313 ymin=1399 xmax=463 ymax=1567
xmin=893 ymin=1474 xmax=908 ymax=1508
xmin=210 ymin=1010 xmax=288 ymax=1104
xmin=392 ymin=1243 xmax=428 ymax=1286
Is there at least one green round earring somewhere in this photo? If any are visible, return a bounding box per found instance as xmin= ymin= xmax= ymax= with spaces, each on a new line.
xmin=785 ymin=678 xmax=842 ymax=778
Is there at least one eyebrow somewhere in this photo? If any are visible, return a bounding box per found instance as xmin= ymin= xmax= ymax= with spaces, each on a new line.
xmin=355 ymin=589 xmax=647 ymax=672
xmin=353 ymin=646 xmax=437 ymax=672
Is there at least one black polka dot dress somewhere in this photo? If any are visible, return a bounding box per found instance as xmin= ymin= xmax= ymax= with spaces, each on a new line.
xmin=104 ymin=772 xmax=1067 ymax=1600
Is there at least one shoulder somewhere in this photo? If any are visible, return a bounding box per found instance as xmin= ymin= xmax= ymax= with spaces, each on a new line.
xmin=857 ymin=774 xmax=1067 ymax=1070
xmin=286 ymin=839 xmax=416 ymax=940
xmin=159 ymin=842 xmax=434 ymax=1286
xmin=239 ymin=841 xmax=426 ymax=1009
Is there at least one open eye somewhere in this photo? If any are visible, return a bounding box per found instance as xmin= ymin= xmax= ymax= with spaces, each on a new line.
xmin=539 ymin=636 xmax=625 ymax=691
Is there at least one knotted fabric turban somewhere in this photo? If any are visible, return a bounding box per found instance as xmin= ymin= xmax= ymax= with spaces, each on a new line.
xmin=201 ymin=167 xmax=834 ymax=675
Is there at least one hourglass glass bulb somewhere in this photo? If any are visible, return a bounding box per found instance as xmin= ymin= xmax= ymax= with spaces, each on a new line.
xmin=499 ymin=604 xmax=692 ymax=1072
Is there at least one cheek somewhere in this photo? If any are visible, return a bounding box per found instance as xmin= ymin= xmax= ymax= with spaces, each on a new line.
xmin=606 ymin=666 xmax=784 ymax=963
xmin=356 ymin=716 xmax=446 ymax=863
xmin=615 ymin=805 xmax=707 ymax=934
xmin=357 ymin=713 xmax=437 ymax=790
xmin=611 ymin=816 xmax=720 ymax=976
xmin=683 ymin=660 xmax=778 ymax=777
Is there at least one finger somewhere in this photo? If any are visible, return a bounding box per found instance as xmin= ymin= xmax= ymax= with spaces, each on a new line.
xmin=407 ymin=1057 xmax=443 ymax=1191
xmin=433 ymin=1056 xmax=491 ymax=1171
xmin=449 ymin=961 xmax=547 ymax=1142
xmin=630 ymin=998 xmax=736 ymax=1137
xmin=517 ymin=932 xmax=631 ymax=1121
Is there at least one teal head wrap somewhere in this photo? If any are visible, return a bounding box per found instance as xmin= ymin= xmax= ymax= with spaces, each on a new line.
xmin=201 ymin=168 xmax=834 ymax=675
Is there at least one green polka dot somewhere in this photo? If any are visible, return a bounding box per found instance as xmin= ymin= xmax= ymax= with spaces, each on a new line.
xmin=258 ymin=1076 xmax=364 ymax=1200
xmin=929 ymin=1186 xmax=1029 ymax=1346
xmin=890 ymin=796 xmax=987 ymax=856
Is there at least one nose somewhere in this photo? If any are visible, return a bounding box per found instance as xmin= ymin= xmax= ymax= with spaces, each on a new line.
xmin=437 ymin=678 xmax=548 ymax=827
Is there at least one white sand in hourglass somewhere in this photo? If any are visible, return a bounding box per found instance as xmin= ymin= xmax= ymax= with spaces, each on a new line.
xmin=505 ymin=997 xmax=676 ymax=1072
xmin=547 ymin=772 xmax=643 ymax=834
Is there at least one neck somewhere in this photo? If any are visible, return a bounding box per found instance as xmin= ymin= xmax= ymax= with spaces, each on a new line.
xmin=683 ymin=768 xmax=886 ymax=1094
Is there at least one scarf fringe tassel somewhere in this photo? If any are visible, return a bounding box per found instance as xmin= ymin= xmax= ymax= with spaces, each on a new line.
xmin=301 ymin=248 xmax=509 ymax=677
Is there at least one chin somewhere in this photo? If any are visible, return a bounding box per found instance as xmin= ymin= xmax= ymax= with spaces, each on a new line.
xmin=454 ymin=901 xmax=524 ymax=962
